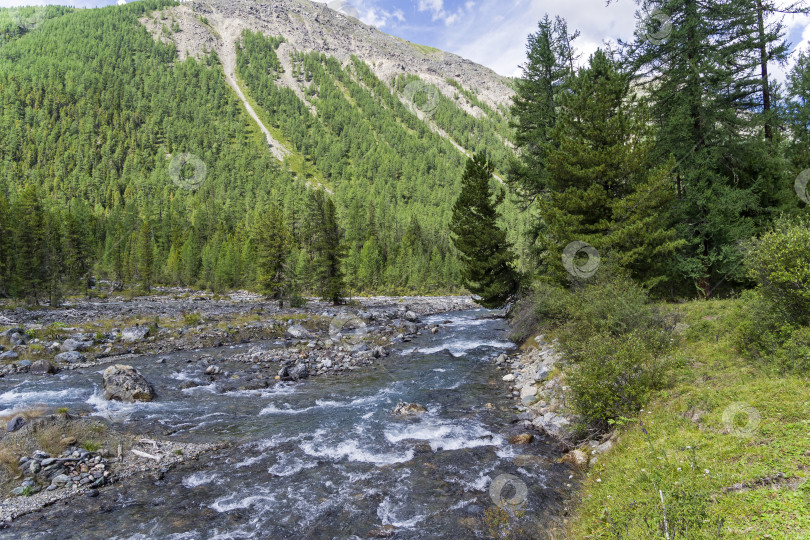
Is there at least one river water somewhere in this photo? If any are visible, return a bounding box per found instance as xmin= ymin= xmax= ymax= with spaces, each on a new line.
xmin=2 ymin=309 xmax=573 ymax=539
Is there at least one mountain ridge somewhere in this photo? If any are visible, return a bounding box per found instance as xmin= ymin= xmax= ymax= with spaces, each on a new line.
xmin=141 ymin=0 xmax=514 ymax=119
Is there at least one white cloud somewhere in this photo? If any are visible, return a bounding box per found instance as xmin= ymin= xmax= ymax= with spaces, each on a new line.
xmin=416 ymin=0 xmax=467 ymax=27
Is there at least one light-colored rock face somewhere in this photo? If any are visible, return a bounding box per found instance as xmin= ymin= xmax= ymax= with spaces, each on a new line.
xmin=139 ymin=0 xmax=514 ymax=113
xmin=102 ymin=364 xmax=155 ymax=402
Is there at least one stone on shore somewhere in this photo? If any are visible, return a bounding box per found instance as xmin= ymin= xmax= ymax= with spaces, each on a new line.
xmin=7 ymin=416 xmax=26 ymax=432
xmin=121 ymin=325 xmax=150 ymax=342
xmin=30 ymin=359 xmax=58 ymax=375
xmin=285 ymin=324 xmax=313 ymax=340
xmin=55 ymin=351 xmax=84 ymax=363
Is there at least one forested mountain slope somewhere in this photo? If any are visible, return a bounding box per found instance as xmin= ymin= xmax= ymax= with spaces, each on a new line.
xmin=0 ymin=0 xmax=525 ymax=301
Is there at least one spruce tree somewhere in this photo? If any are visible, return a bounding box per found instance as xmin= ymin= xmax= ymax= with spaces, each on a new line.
xmin=12 ymin=185 xmax=47 ymax=304
xmin=138 ymin=221 xmax=154 ymax=292
xmin=626 ymin=0 xmax=796 ymax=296
xmin=538 ymin=49 xmax=683 ymax=289
xmin=508 ymin=14 xmax=579 ymax=202
xmin=254 ymin=203 xmax=292 ymax=304
xmin=788 ymin=50 xmax=810 ymax=172
xmin=0 ymin=194 xmax=9 ymax=296
xmin=450 ymin=153 xmax=520 ymax=308
xmin=306 ymin=190 xmax=345 ymax=305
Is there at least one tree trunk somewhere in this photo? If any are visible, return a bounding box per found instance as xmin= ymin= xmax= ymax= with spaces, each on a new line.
xmin=756 ymin=0 xmax=772 ymax=140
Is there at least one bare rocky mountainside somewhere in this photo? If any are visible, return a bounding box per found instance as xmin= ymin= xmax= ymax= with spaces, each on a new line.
xmin=140 ymin=0 xmax=514 ymax=121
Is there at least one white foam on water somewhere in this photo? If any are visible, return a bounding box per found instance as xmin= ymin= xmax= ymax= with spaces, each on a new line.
xmin=376 ymin=497 xmax=427 ymax=528
xmin=182 ymin=470 xmax=220 ymax=488
xmin=300 ymin=438 xmax=414 ymax=465
xmin=170 ymin=371 xmax=197 ymax=382
xmin=181 ymin=383 xmax=218 ymax=395
xmin=259 ymin=402 xmax=319 ymax=415
xmin=0 ymin=387 xmax=87 ymax=407
xmin=234 ymin=455 xmax=264 ymax=469
xmin=400 ymin=338 xmax=514 ymax=358
xmin=384 ymin=419 xmax=503 ymax=452
xmin=496 ymin=445 xmax=520 ymax=459
xmin=86 ymin=388 xmax=172 ymax=421
xmin=261 ymin=386 xmax=395 ymax=415
xmin=432 ymin=368 xmax=447 ymax=372
xmin=211 ymin=491 xmax=276 ymax=513
xmin=267 ymin=455 xmax=318 ymax=477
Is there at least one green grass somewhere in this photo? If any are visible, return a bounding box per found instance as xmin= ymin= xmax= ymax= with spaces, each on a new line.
xmin=569 ymin=298 xmax=810 ymax=539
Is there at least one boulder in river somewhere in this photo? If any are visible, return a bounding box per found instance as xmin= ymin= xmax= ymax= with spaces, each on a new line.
xmin=55 ymin=351 xmax=84 ymax=363
xmin=121 ymin=325 xmax=150 ymax=342
xmin=509 ymin=433 xmax=534 ymax=445
xmin=393 ymin=402 xmax=427 ymax=415
xmin=30 ymin=359 xmax=58 ymax=375
xmin=102 ymin=364 xmax=155 ymax=402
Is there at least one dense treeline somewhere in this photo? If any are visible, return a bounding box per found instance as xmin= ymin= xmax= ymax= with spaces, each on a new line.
xmin=0 ymin=2 xmax=518 ymax=303
xmin=509 ymin=5 xmax=810 ymax=298
xmin=498 ymin=2 xmax=810 ymax=435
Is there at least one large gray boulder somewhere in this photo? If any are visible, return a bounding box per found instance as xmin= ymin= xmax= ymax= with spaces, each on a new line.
xmin=285 ymin=324 xmax=313 ymax=340
xmin=30 ymin=359 xmax=58 ymax=375
xmin=60 ymin=338 xmax=90 ymax=352
xmin=102 ymin=364 xmax=155 ymax=402
xmin=55 ymin=351 xmax=84 ymax=363
xmin=121 ymin=326 xmax=150 ymax=342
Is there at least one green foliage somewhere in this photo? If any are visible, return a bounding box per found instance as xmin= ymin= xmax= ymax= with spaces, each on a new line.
xmin=524 ymin=274 xmax=677 ymax=432
xmin=0 ymin=6 xmax=518 ymax=300
xmin=536 ymin=49 xmax=682 ymax=289
xmin=737 ymin=218 xmax=810 ymax=373
xmin=568 ymin=331 xmax=678 ymax=432
xmin=450 ymin=153 xmax=520 ymax=308
xmin=254 ymin=203 xmax=292 ymax=302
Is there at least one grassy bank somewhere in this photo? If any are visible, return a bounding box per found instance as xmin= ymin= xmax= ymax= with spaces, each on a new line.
xmin=568 ymin=298 xmax=810 ymax=539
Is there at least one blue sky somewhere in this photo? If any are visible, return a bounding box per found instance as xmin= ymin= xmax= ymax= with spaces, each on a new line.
xmin=2 ymin=0 xmax=809 ymax=80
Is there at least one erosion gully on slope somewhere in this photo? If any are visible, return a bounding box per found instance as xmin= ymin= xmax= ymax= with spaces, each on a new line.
xmin=2 ymin=309 xmax=576 ymax=539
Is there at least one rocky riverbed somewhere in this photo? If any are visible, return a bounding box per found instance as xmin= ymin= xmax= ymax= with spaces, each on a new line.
xmin=495 ymin=335 xmax=618 ymax=469
xmin=0 ymin=294 xmax=580 ymax=538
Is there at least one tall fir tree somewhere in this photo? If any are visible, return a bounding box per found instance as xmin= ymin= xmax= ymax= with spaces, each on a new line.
xmin=138 ymin=221 xmax=154 ymax=292
xmin=508 ymin=14 xmax=579 ymax=202
xmin=538 ymin=49 xmax=683 ymax=289
xmin=450 ymin=153 xmax=520 ymax=308
xmin=12 ymin=185 xmax=47 ymax=304
xmin=626 ymin=0 xmax=796 ymax=296
xmin=306 ymin=191 xmax=345 ymax=305
xmin=253 ymin=203 xmax=292 ymax=304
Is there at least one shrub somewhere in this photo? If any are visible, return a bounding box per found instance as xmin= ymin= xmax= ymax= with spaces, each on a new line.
xmin=568 ymin=331 xmax=680 ymax=432
xmin=774 ymin=326 xmax=810 ymax=374
xmin=747 ymin=217 xmax=810 ymax=325
xmin=507 ymin=282 xmax=568 ymax=343
xmin=738 ymin=217 xmax=810 ymax=373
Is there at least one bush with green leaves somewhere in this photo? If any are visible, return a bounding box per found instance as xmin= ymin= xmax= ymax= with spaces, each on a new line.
xmin=747 ymin=217 xmax=810 ymax=324
xmin=738 ymin=218 xmax=810 ymax=373
xmin=568 ymin=331 xmax=679 ymax=433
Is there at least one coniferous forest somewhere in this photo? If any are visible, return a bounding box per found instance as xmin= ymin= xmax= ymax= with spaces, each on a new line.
xmin=0 ymin=1 xmax=525 ymax=304
xmin=0 ymin=0 xmax=808 ymax=307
